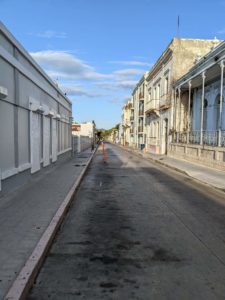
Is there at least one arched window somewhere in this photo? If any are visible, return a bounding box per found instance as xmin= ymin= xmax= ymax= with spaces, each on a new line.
xmin=214 ymin=94 xmax=221 ymax=130
xmin=203 ymin=99 xmax=208 ymax=131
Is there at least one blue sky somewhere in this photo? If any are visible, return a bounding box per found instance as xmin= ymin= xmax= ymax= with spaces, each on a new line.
xmin=1 ymin=0 xmax=225 ymax=128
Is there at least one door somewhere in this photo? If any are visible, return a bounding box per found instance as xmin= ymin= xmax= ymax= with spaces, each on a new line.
xmin=52 ymin=118 xmax=58 ymax=162
xmin=43 ymin=116 xmax=51 ymax=167
xmin=164 ymin=118 xmax=168 ymax=155
xmin=31 ymin=112 xmax=41 ymax=174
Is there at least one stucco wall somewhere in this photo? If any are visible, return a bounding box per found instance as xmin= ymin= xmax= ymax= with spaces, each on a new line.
xmin=172 ymin=38 xmax=221 ymax=82
xmin=0 ymin=23 xmax=72 ymax=192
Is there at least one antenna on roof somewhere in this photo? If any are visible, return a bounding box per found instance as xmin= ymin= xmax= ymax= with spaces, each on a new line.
xmin=177 ymin=15 xmax=180 ymax=38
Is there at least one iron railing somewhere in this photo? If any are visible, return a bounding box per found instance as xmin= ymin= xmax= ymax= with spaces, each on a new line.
xmin=221 ymin=130 xmax=225 ymax=147
xmin=175 ymin=130 xmax=223 ymax=146
xmin=202 ymin=130 xmax=218 ymax=146
xmin=189 ymin=131 xmax=201 ymax=145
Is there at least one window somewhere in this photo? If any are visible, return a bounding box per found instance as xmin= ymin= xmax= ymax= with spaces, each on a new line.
xmin=154 ymin=87 xmax=156 ymax=99
xmin=148 ymin=88 xmax=152 ymax=102
xmin=164 ymin=77 xmax=169 ymax=94
xmin=157 ymin=84 xmax=160 ymax=99
xmin=203 ymin=99 xmax=208 ymax=131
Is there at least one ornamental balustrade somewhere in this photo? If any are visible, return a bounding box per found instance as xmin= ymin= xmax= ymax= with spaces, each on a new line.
xmin=202 ymin=130 xmax=218 ymax=146
xmin=174 ymin=130 xmax=225 ymax=147
xmin=221 ymin=130 xmax=225 ymax=147
xmin=188 ymin=131 xmax=201 ymax=144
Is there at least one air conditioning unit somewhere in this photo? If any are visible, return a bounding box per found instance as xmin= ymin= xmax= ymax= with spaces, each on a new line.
xmin=0 ymin=86 xmax=8 ymax=98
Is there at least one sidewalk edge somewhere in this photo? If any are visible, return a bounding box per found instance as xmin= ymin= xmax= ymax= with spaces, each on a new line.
xmin=115 ymin=144 xmax=225 ymax=193
xmin=4 ymin=146 xmax=98 ymax=300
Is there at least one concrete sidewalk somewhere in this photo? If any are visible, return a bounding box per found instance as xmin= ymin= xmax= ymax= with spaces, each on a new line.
xmin=0 ymin=149 xmax=94 ymax=299
xmin=119 ymin=145 xmax=225 ymax=192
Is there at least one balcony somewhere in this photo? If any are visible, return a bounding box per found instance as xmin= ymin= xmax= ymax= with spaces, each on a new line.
xmin=145 ymin=99 xmax=159 ymax=116
xmin=159 ymin=93 xmax=171 ymax=110
xmin=138 ymin=126 xmax=144 ymax=133
xmin=122 ymin=120 xmax=131 ymax=127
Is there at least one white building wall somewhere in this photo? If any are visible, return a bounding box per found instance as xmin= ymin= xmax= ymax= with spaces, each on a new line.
xmin=0 ymin=22 xmax=72 ymax=192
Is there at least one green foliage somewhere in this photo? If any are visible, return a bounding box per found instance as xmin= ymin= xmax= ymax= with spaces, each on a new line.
xmin=98 ymin=124 xmax=120 ymax=138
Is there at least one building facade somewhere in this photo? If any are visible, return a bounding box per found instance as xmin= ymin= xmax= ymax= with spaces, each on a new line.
xmin=121 ymin=100 xmax=132 ymax=146
xmin=0 ymin=22 xmax=72 ymax=193
xmin=71 ymin=121 xmax=96 ymax=152
xmin=125 ymin=73 xmax=148 ymax=149
xmin=145 ymin=38 xmax=221 ymax=155
xmin=170 ymin=41 xmax=225 ymax=170
xmin=121 ymin=38 xmax=221 ymax=154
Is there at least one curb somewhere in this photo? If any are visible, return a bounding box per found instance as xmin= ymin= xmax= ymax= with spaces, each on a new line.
xmin=4 ymin=146 xmax=98 ymax=300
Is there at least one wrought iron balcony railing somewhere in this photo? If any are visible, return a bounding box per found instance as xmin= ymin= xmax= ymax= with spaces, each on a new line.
xmin=174 ymin=130 xmax=224 ymax=147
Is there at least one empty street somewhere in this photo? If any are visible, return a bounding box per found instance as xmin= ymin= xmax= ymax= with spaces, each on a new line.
xmin=28 ymin=143 xmax=225 ymax=300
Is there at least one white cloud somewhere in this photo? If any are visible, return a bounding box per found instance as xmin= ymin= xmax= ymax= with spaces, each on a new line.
xmin=109 ymin=98 xmax=120 ymax=104
xmin=114 ymin=68 xmax=145 ymax=77
xmin=109 ymin=60 xmax=151 ymax=67
xmin=94 ymin=82 xmax=120 ymax=91
xmin=117 ymin=80 xmax=137 ymax=89
xmin=60 ymin=83 xmax=105 ymax=98
xmin=30 ymin=50 xmax=112 ymax=81
xmin=36 ymin=30 xmax=67 ymax=39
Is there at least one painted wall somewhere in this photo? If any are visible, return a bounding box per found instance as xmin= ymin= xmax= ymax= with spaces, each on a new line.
xmin=0 ymin=23 xmax=72 ymax=192
xmin=191 ymin=81 xmax=225 ymax=131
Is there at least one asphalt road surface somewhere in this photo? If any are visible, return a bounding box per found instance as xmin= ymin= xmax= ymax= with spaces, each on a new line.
xmin=28 ymin=143 xmax=225 ymax=300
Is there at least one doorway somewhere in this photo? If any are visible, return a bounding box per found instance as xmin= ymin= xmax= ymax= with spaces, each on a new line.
xmin=164 ymin=118 xmax=168 ymax=155
xmin=30 ymin=112 xmax=41 ymax=174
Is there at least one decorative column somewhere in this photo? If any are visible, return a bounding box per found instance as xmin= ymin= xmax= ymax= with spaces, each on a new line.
xmin=200 ymin=72 xmax=206 ymax=145
xmin=218 ymin=60 xmax=224 ymax=147
xmin=177 ymin=87 xmax=181 ymax=143
xmin=173 ymin=89 xmax=177 ymax=131
xmin=187 ymin=81 xmax=192 ymax=144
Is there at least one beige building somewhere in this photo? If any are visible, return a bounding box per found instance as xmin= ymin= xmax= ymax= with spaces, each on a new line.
xmin=121 ymin=100 xmax=132 ymax=146
xmin=145 ymin=38 xmax=221 ymax=155
xmin=131 ymin=73 xmax=148 ymax=149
